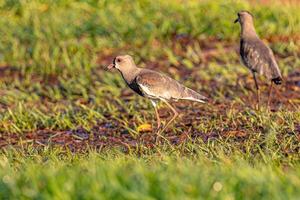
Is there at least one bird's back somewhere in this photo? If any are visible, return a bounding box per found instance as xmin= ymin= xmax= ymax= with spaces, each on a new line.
xmin=240 ymin=37 xmax=282 ymax=84
xmin=135 ymin=69 xmax=206 ymax=102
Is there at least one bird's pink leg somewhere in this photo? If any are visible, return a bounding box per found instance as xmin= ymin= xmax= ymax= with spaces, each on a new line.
xmin=151 ymin=100 xmax=164 ymax=143
xmin=154 ymin=106 xmax=161 ymax=130
xmin=150 ymin=100 xmax=161 ymax=131
xmin=159 ymin=99 xmax=179 ymax=135
xmin=267 ymin=81 xmax=273 ymax=110
xmin=252 ymin=72 xmax=260 ymax=110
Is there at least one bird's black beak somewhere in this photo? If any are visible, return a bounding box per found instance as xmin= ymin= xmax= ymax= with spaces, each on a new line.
xmin=106 ymin=64 xmax=115 ymax=70
xmin=106 ymin=58 xmax=116 ymax=71
xmin=234 ymin=18 xmax=239 ymax=23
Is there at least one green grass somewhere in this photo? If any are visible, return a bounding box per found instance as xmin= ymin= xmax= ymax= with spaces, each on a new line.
xmin=0 ymin=0 xmax=300 ymax=199
xmin=0 ymin=150 xmax=300 ymax=199
xmin=0 ymin=0 xmax=299 ymax=74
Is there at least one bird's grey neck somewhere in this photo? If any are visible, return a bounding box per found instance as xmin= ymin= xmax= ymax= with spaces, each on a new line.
xmin=119 ymin=68 xmax=140 ymax=83
xmin=241 ymin=23 xmax=258 ymax=39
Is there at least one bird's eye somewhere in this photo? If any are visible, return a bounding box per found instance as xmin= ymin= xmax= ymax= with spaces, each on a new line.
xmin=117 ymin=58 xmax=121 ymax=62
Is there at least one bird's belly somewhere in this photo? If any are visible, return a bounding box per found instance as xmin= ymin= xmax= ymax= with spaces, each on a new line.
xmin=139 ymin=84 xmax=172 ymax=100
xmin=241 ymin=57 xmax=252 ymax=70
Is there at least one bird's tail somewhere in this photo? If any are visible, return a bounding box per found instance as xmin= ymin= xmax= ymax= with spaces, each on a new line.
xmin=272 ymin=77 xmax=282 ymax=85
xmin=181 ymin=87 xmax=207 ymax=103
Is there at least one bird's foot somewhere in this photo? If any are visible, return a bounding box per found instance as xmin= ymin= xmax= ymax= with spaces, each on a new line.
xmin=253 ymin=102 xmax=260 ymax=111
xmin=155 ymin=132 xmax=162 ymax=144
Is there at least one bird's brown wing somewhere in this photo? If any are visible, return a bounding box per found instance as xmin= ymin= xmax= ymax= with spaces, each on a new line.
xmin=136 ymin=69 xmax=206 ymax=102
xmin=135 ymin=70 xmax=181 ymax=100
xmin=240 ymin=39 xmax=281 ymax=81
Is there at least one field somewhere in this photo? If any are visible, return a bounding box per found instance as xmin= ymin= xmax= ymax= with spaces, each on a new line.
xmin=0 ymin=0 xmax=300 ymax=199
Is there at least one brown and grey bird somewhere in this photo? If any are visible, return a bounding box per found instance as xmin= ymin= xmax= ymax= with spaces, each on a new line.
xmin=235 ymin=11 xmax=282 ymax=109
xmin=106 ymin=55 xmax=206 ymax=138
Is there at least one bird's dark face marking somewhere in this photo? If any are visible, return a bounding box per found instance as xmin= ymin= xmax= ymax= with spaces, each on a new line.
xmin=116 ymin=57 xmax=123 ymax=68
xmin=106 ymin=59 xmax=115 ymax=70
xmin=234 ymin=12 xmax=240 ymax=23
xmin=106 ymin=56 xmax=123 ymax=70
xmin=114 ymin=56 xmax=126 ymax=70
xmin=106 ymin=55 xmax=135 ymax=72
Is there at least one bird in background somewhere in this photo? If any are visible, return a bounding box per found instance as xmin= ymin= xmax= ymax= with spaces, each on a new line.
xmin=106 ymin=55 xmax=206 ymax=140
xmin=234 ymin=11 xmax=282 ymax=110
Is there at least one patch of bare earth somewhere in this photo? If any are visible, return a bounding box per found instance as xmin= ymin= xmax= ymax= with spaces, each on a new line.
xmin=0 ymin=37 xmax=299 ymax=152
xmin=0 ymin=70 xmax=299 ymax=152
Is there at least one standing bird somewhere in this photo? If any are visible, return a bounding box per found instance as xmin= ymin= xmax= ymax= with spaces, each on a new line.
xmin=106 ymin=55 xmax=206 ymax=138
xmin=234 ymin=11 xmax=282 ymax=109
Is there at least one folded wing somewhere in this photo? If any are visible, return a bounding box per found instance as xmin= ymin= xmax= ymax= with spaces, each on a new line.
xmin=240 ymin=39 xmax=282 ymax=82
xmin=135 ymin=69 xmax=206 ymax=103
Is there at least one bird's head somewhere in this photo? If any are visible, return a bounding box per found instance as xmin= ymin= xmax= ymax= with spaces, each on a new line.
xmin=234 ymin=10 xmax=254 ymax=25
xmin=106 ymin=55 xmax=136 ymax=72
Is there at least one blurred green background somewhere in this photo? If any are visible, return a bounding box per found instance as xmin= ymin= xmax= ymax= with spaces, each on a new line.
xmin=0 ymin=0 xmax=299 ymax=199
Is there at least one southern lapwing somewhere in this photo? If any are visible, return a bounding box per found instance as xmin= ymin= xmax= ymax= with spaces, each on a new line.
xmin=106 ymin=55 xmax=206 ymax=139
xmin=235 ymin=11 xmax=282 ymax=109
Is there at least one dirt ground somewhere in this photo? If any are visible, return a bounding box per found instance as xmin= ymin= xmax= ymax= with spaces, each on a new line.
xmin=0 ymin=37 xmax=299 ymax=152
